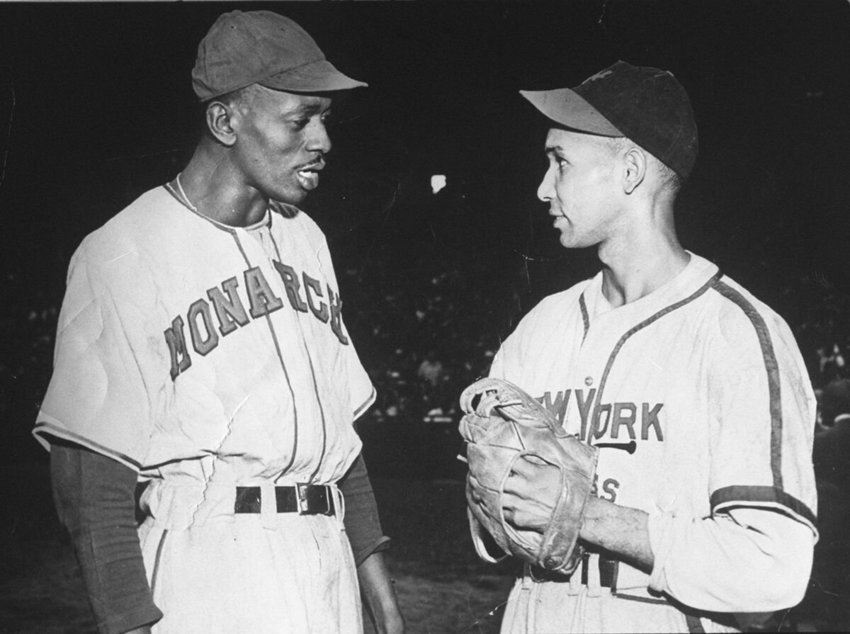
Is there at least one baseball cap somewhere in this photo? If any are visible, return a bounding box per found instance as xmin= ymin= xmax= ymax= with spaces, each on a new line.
xmin=192 ymin=10 xmax=367 ymax=101
xmin=520 ymin=61 xmax=698 ymax=179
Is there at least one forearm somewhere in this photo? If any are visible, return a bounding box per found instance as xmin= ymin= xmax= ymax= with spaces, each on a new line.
xmin=580 ymin=496 xmax=654 ymax=572
xmin=357 ymin=551 xmax=404 ymax=634
xmin=51 ymin=442 xmax=161 ymax=634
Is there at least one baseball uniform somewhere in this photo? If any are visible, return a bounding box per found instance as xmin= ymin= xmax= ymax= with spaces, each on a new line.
xmin=34 ymin=184 xmax=375 ymax=633
xmin=489 ymin=252 xmax=818 ymax=633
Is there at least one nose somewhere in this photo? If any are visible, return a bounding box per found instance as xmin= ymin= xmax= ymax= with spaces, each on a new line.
xmin=307 ymin=119 xmax=332 ymax=155
xmin=537 ymin=165 xmax=555 ymax=202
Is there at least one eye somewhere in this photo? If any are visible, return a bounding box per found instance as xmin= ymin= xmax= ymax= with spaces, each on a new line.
xmin=289 ymin=118 xmax=310 ymax=131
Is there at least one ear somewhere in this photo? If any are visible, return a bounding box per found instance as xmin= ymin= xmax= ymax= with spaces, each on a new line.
xmin=205 ymin=101 xmax=238 ymax=147
xmin=622 ymin=145 xmax=647 ymax=195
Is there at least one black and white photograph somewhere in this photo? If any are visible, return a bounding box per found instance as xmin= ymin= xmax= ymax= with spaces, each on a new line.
xmin=0 ymin=1 xmax=848 ymax=632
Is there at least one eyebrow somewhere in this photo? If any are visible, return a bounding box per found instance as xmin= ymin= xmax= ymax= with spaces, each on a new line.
xmin=285 ymin=102 xmax=329 ymax=118
xmin=545 ymin=145 xmax=565 ymax=154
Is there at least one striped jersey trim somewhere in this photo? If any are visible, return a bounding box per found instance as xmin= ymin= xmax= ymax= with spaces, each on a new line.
xmin=353 ymin=387 xmax=377 ymax=420
xmin=708 ymin=280 xmax=784 ymax=489
xmin=32 ymin=421 xmax=143 ymax=471
xmin=710 ymin=485 xmax=817 ymax=528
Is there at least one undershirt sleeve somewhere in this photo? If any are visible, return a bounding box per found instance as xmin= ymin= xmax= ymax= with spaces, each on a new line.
xmin=338 ymin=453 xmax=391 ymax=566
xmin=50 ymin=441 xmax=162 ymax=634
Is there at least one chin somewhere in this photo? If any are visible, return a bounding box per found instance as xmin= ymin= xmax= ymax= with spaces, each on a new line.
xmin=272 ymin=187 xmax=309 ymax=206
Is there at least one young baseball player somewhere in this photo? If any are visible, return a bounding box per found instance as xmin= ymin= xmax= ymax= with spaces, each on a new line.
xmin=474 ymin=62 xmax=818 ymax=632
xmin=35 ymin=11 xmax=404 ymax=634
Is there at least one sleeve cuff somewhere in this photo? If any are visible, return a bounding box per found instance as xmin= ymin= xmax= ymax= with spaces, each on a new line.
xmin=353 ymin=535 xmax=391 ymax=568
xmin=98 ymin=602 xmax=163 ymax=634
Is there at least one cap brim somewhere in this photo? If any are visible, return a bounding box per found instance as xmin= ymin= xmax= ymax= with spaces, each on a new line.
xmin=520 ymin=88 xmax=622 ymax=136
xmin=261 ymin=59 xmax=367 ymax=94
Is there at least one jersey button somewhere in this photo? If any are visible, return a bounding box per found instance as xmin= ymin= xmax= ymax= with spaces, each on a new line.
xmin=584 ymin=376 xmax=594 ymax=386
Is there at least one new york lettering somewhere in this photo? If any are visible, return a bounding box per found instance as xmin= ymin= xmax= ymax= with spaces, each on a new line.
xmin=537 ymin=388 xmax=664 ymax=443
xmin=164 ymin=261 xmax=348 ymax=380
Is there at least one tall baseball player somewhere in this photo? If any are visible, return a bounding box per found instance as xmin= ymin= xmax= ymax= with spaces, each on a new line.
xmin=463 ymin=61 xmax=818 ymax=633
xmin=34 ymin=11 xmax=404 ymax=634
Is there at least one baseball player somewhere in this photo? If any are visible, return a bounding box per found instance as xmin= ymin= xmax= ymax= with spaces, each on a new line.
xmin=34 ymin=11 xmax=403 ymax=634
xmin=473 ymin=61 xmax=818 ymax=632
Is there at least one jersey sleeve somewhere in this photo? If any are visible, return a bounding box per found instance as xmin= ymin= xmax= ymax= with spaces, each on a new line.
xmin=34 ymin=243 xmax=167 ymax=470
xmin=648 ymin=505 xmax=814 ymax=612
xmin=705 ymin=300 xmax=818 ymax=533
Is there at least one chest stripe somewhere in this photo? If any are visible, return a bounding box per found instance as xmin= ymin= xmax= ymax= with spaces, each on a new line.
xmin=232 ymin=230 xmax=300 ymax=473
xmin=709 ymin=279 xmax=783 ymax=490
xmin=588 ymin=271 xmax=723 ymax=443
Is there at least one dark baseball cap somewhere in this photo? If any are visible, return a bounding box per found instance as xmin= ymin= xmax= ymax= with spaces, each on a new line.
xmin=192 ymin=10 xmax=367 ymax=101
xmin=520 ymin=61 xmax=698 ymax=179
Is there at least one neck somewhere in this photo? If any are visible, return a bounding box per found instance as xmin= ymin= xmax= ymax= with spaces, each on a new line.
xmin=597 ymin=205 xmax=688 ymax=307
xmin=175 ymin=145 xmax=270 ymax=227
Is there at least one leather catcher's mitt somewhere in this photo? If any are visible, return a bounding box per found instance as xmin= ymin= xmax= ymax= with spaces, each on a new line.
xmin=459 ymin=377 xmax=598 ymax=575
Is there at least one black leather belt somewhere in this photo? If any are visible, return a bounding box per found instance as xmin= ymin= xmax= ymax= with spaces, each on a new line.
xmin=234 ymin=484 xmax=335 ymax=516
xmin=531 ymin=551 xmax=618 ymax=590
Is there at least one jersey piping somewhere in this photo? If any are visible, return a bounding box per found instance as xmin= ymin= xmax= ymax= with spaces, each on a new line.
xmin=229 ymin=227 xmax=301 ymax=475
xmin=162 ymin=183 xmax=273 ymax=233
xmin=709 ymin=279 xmax=783 ymax=488
xmin=267 ymin=230 xmax=329 ymax=483
xmin=32 ymin=423 xmax=143 ymax=471
xmin=579 ymin=293 xmax=590 ymax=343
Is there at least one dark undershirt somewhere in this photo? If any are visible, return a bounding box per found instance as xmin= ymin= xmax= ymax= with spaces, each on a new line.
xmin=51 ymin=441 xmax=389 ymax=634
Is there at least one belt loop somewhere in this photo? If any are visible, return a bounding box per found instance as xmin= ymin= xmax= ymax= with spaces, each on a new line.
xmin=295 ymin=483 xmax=308 ymax=515
xmin=586 ymin=553 xmax=602 ymax=597
xmin=333 ymin=484 xmax=345 ymax=524
xmin=521 ymin=563 xmax=534 ymax=590
xmin=260 ymin=484 xmax=276 ymax=528
xmin=567 ymin=558 xmax=582 ymax=595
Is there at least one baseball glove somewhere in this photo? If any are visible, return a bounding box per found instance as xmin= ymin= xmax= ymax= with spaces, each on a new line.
xmin=458 ymin=377 xmax=598 ymax=575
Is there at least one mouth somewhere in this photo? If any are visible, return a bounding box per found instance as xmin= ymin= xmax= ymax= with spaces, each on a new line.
xmin=295 ymin=159 xmax=325 ymax=191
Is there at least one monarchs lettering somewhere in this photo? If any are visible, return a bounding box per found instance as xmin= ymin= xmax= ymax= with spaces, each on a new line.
xmin=164 ymin=261 xmax=348 ymax=380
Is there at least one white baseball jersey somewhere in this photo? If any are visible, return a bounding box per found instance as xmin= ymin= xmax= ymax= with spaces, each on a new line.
xmin=34 ymin=185 xmax=375 ymax=633
xmin=490 ymin=253 xmax=818 ymax=633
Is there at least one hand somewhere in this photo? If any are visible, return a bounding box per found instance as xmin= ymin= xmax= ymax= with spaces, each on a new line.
xmin=499 ymin=455 xmax=563 ymax=533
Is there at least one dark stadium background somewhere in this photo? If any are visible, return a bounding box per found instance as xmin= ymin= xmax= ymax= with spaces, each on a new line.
xmin=0 ymin=1 xmax=848 ymax=631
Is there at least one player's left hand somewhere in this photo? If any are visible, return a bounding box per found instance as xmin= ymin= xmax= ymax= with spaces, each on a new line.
xmin=500 ymin=455 xmax=564 ymax=533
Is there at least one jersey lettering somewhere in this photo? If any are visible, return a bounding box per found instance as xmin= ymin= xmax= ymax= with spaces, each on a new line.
xmin=537 ymin=388 xmax=664 ymax=445
xmin=207 ymin=277 xmax=250 ymax=336
xmin=163 ymin=259 xmax=350 ymax=380
xmin=590 ymin=474 xmax=620 ymax=502
xmin=540 ymin=389 xmax=571 ymax=424
xmin=327 ymin=285 xmax=349 ymax=345
xmin=187 ymin=298 xmax=219 ymax=356
xmin=245 ymin=267 xmax=284 ymax=318
xmin=272 ymin=261 xmax=309 ymax=313
xmin=164 ymin=315 xmax=192 ymax=380
xmin=610 ymin=403 xmax=637 ymax=439
xmin=303 ymin=274 xmax=329 ymax=323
